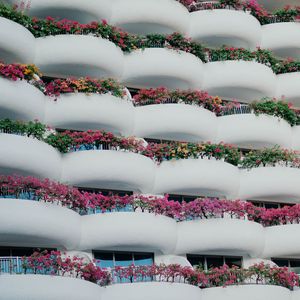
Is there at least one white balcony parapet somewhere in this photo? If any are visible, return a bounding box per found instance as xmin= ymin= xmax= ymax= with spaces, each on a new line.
xmin=111 ymin=0 xmax=190 ymax=35
xmin=217 ymin=114 xmax=292 ymax=149
xmin=276 ymin=72 xmax=300 ymax=108
xmin=34 ymin=35 xmax=124 ymax=79
xmin=61 ymin=150 xmax=156 ymax=193
xmin=122 ymin=48 xmax=204 ymax=90
xmin=202 ymin=61 xmax=277 ymax=102
xmin=261 ymin=23 xmax=300 ymax=60
xmin=102 ymin=282 xmax=201 ymax=300
xmin=0 ymin=275 xmax=103 ymax=300
xmin=0 ymin=77 xmax=45 ymax=122
xmin=153 ymin=158 xmax=240 ymax=198
xmin=263 ymin=224 xmax=300 ymax=258
xmin=26 ymin=0 xmax=112 ymax=24
xmin=0 ymin=134 xmax=61 ymax=180
xmin=175 ymin=218 xmax=265 ymax=257
xmin=79 ymin=212 xmax=177 ymax=254
xmin=45 ymin=93 xmax=134 ymax=136
xmin=134 ymin=104 xmax=218 ymax=143
xmin=239 ymin=167 xmax=300 ymax=202
xmin=292 ymin=126 xmax=300 ymax=151
xmin=0 ymin=17 xmax=35 ymax=64
xmin=201 ymin=285 xmax=291 ymax=300
xmin=0 ymin=199 xmax=80 ymax=250
xmin=189 ymin=9 xmax=261 ymax=50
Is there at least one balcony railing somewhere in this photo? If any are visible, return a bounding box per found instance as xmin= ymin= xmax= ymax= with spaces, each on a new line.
xmin=0 ymin=257 xmax=24 ymax=274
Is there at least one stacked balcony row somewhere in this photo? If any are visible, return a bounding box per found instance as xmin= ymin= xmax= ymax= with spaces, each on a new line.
xmin=2 ymin=0 xmax=300 ymax=59
xmin=2 ymin=276 xmax=300 ymax=300
xmin=2 ymin=76 xmax=300 ymax=149
xmin=1 ymin=133 xmax=300 ymax=202
xmin=1 ymin=197 xmax=300 ymax=261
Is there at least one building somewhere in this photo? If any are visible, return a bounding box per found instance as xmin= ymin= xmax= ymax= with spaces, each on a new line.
xmin=0 ymin=0 xmax=300 ymax=299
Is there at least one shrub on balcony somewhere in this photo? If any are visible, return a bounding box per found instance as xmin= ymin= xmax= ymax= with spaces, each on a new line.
xmin=14 ymin=252 xmax=300 ymax=290
xmin=44 ymin=78 xmax=126 ymax=99
xmin=250 ymin=98 xmax=299 ymax=126
xmin=4 ymin=174 xmax=300 ymax=227
xmin=241 ymin=146 xmax=300 ymax=168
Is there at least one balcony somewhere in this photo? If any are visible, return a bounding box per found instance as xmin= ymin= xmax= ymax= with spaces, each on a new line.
xmin=217 ymin=114 xmax=292 ymax=149
xmin=79 ymin=212 xmax=177 ymax=254
xmin=45 ymin=93 xmax=134 ymax=136
xmin=239 ymin=167 xmax=300 ymax=202
xmin=122 ymin=48 xmax=204 ymax=90
xmin=61 ymin=150 xmax=155 ymax=193
xmin=276 ymin=72 xmax=300 ymax=108
xmin=203 ymin=61 xmax=277 ymax=102
xmin=263 ymin=224 xmax=300 ymax=258
xmin=175 ymin=218 xmax=264 ymax=257
xmin=0 ymin=17 xmax=35 ymax=64
xmin=34 ymin=35 xmax=124 ymax=78
xmin=153 ymin=158 xmax=240 ymax=198
xmin=261 ymin=23 xmax=300 ymax=60
xmin=27 ymin=0 xmax=112 ymax=24
xmin=134 ymin=104 xmax=217 ymax=142
xmin=0 ymin=275 xmax=103 ymax=300
xmin=0 ymin=134 xmax=61 ymax=180
xmin=110 ymin=0 xmax=189 ymax=35
xmin=201 ymin=285 xmax=291 ymax=300
xmin=292 ymin=126 xmax=300 ymax=150
xmin=102 ymin=283 xmax=201 ymax=300
xmin=0 ymin=199 xmax=80 ymax=249
xmin=189 ymin=9 xmax=261 ymax=49
xmin=0 ymin=77 xmax=45 ymax=122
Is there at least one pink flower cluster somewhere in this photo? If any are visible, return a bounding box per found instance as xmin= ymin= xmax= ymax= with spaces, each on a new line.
xmin=2 ymin=175 xmax=300 ymax=227
xmin=22 ymin=250 xmax=111 ymax=286
xmin=21 ymin=252 xmax=300 ymax=290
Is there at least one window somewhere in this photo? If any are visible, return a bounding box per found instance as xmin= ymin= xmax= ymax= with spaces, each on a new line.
xmin=93 ymin=251 xmax=154 ymax=269
xmin=77 ymin=187 xmax=133 ymax=197
xmin=249 ymin=201 xmax=294 ymax=209
xmin=187 ymin=254 xmax=242 ymax=270
xmin=272 ymin=258 xmax=300 ymax=274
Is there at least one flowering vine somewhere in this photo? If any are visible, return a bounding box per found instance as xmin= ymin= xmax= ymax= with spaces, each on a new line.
xmin=2 ymin=175 xmax=300 ymax=227
xmin=11 ymin=252 xmax=300 ymax=290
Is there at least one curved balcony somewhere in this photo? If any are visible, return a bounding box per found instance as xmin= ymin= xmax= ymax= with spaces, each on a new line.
xmin=45 ymin=93 xmax=134 ymax=135
xmin=202 ymin=61 xmax=277 ymax=102
xmin=261 ymin=23 xmax=300 ymax=60
xmin=122 ymin=48 xmax=204 ymax=90
xmin=102 ymin=282 xmax=201 ymax=300
xmin=217 ymin=114 xmax=292 ymax=149
xmin=189 ymin=10 xmax=261 ymax=50
xmin=153 ymin=158 xmax=240 ymax=198
xmin=239 ymin=167 xmax=300 ymax=202
xmin=276 ymin=72 xmax=300 ymax=108
xmin=133 ymin=104 xmax=217 ymax=143
xmin=0 ymin=134 xmax=61 ymax=179
xmin=61 ymin=150 xmax=155 ymax=193
xmin=0 ymin=17 xmax=35 ymax=64
xmin=0 ymin=77 xmax=45 ymax=122
xmin=175 ymin=219 xmax=264 ymax=257
xmin=201 ymin=285 xmax=291 ymax=300
xmin=34 ymin=35 xmax=124 ymax=78
xmin=0 ymin=199 xmax=80 ymax=249
xmin=0 ymin=275 xmax=103 ymax=300
xmin=263 ymin=225 xmax=300 ymax=258
xmin=79 ymin=212 xmax=177 ymax=254
xmin=27 ymin=0 xmax=112 ymax=24
xmin=292 ymin=126 xmax=300 ymax=150
xmin=110 ymin=0 xmax=189 ymax=35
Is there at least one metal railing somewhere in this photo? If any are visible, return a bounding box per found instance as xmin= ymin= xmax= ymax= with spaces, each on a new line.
xmin=0 ymin=257 xmax=23 ymax=274
xmin=221 ymin=104 xmax=252 ymax=116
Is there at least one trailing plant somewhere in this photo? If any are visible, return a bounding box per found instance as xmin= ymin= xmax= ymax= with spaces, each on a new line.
xmin=250 ymin=98 xmax=299 ymax=126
